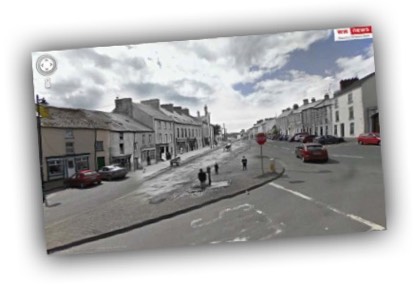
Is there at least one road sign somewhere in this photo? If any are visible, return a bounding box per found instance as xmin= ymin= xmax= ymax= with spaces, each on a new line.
xmin=256 ymin=132 xmax=267 ymax=145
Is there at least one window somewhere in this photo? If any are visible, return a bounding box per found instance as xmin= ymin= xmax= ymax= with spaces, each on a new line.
xmin=134 ymin=142 xmax=137 ymax=151
xmin=157 ymin=121 xmax=161 ymax=129
xmin=325 ymin=126 xmax=328 ymax=135
xmin=185 ymin=129 xmax=187 ymax=138
xmin=119 ymin=132 xmax=124 ymax=140
xmin=350 ymin=122 xmax=355 ymax=135
xmin=142 ymin=134 xmax=146 ymax=145
xmin=66 ymin=142 xmax=74 ymax=154
xmin=170 ymin=134 xmax=173 ymax=143
xmin=334 ymin=98 xmax=338 ymax=109
xmin=95 ymin=141 xmax=104 ymax=151
xmin=177 ymin=128 xmax=180 ymax=138
xmin=348 ymin=93 xmax=353 ymax=104
xmin=75 ymin=156 xmax=89 ymax=171
xmin=164 ymin=134 xmax=168 ymax=143
xmin=65 ymin=129 xmax=74 ymax=139
xmin=334 ymin=125 xmax=338 ymax=136
xmin=349 ymin=106 xmax=354 ymax=120
xmin=47 ymin=159 xmax=64 ymax=179
xmin=335 ymin=111 xmax=339 ymax=122
xmin=149 ymin=134 xmax=152 ymax=144
xmin=158 ymin=133 xmax=162 ymax=142
xmin=119 ymin=143 xmax=124 ymax=154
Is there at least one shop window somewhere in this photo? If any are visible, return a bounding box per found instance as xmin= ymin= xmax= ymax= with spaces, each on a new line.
xmin=47 ymin=159 xmax=64 ymax=179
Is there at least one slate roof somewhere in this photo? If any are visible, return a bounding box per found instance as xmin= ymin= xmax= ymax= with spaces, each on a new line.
xmin=133 ymin=102 xmax=172 ymax=121
xmin=40 ymin=106 xmax=153 ymax=132
xmin=159 ymin=107 xmax=202 ymax=125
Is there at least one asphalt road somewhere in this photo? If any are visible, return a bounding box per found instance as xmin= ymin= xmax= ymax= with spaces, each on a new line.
xmin=58 ymin=140 xmax=386 ymax=255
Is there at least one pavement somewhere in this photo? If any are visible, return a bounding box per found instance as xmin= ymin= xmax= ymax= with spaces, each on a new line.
xmin=45 ymin=140 xmax=285 ymax=254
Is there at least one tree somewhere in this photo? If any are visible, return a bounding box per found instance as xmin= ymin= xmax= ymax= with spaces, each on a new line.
xmin=213 ymin=124 xmax=221 ymax=136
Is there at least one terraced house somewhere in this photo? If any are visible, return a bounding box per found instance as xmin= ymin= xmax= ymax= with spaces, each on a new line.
xmin=160 ymin=104 xmax=202 ymax=156
xmin=114 ymin=98 xmax=174 ymax=162
xmin=39 ymin=106 xmax=154 ymax=190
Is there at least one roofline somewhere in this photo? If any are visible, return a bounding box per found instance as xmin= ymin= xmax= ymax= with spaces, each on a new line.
xmin=334 ymin=72 xmax=375 ymax=97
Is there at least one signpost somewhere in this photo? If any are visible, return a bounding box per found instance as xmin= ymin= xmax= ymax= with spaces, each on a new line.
xmin=256 ymin=132 xmax=267 ymax=175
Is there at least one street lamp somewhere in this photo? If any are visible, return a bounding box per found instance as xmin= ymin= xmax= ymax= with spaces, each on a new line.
xmin=36 ymin=95 xmax=48 ymax=206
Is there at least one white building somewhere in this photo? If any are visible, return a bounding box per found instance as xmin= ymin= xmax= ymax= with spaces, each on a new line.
xmin=332 ymin=73 xmax=378 ymax=138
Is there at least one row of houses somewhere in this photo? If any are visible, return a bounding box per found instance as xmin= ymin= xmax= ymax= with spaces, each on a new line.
xmin=247 ymin=72 xmax=379 ymax=140
xmin=38 ymin=97 xmax=215 ymax=188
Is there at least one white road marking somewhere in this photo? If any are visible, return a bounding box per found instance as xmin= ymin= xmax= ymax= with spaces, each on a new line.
xmin=330 ymin=154 xmax=364 ymax=159
xmin=269 ymin=182 xmax=385 ymax=231
xmin=281 ymin=147 xmax=291 ymax=151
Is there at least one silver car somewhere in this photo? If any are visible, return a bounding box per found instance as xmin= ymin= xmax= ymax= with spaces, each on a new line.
xmin=98 ymin=165 xmax=128 ymax=181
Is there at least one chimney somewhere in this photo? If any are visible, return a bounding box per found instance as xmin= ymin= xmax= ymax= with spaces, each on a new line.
xmin=324 ymin=94 xmax=330 ymax=100
xmin=204 ymin=105 xmax=208 ymax=116
xmin=303 ymin=99 xmax=309 ymax=105
xmin=311 ymin=97 xmax=316 ymax=103
xmin=293 ymin=104 xmax=299 ymax=110
xmin=182 ymin=108 xmax=190 ymax=116
xmin=141 ymin=99 xmax=160 ymax=110
xmin=173 ymin=106 xmax=183 ymax=114
xmin=161 ymin=104 xmax=174 ymax=113
xmin=114 ymin=98 xmax=133 ymax=117
xmin=340 ymin=78 xmax=359 ymax=90
xmin=197 ymin=110 xmax=200 ymax=117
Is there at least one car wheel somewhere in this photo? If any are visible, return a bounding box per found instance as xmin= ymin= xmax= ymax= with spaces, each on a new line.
xmin=302 ymin=156 xmax=307 ymax=163
xmin=378 ymin=141 xmax=381 ymax=145
xmin=80 ymin=183 xmax=85 ymax=189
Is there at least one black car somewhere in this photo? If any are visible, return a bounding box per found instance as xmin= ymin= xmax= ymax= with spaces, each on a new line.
xmin=313 ymin=135 xmax=344 ymax=145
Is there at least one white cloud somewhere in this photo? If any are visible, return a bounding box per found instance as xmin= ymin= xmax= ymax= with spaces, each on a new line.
xmin=32 ymin=29 xmax=365 ymax=132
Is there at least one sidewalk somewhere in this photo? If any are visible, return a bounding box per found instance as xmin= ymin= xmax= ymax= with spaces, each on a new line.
xmin=46 ymin=140 xmax=285 ymax=253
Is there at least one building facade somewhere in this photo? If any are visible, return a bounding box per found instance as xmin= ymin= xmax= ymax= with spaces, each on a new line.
xmin=332 ymin=73 xmax=378 ymax=138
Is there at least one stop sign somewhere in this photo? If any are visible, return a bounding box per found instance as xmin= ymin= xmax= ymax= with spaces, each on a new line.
xmin=256 ymin=132 xmax=267 ymax=145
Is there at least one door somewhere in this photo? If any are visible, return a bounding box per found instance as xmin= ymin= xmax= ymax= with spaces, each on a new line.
xmin=66 ymin=158 xmax=76 ymax=178
xmin=97 ymin=157 xmax=105 ymax=170
xmin=340 ymin=123 xmax=345 ymax=138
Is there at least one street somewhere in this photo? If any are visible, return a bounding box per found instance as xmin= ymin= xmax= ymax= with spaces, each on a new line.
xmin=54 ymin=139 xmax=386 ymax=255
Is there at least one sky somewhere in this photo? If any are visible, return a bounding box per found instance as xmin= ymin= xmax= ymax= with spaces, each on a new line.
xmin=32 ymin=28 xmax=375 ymax=133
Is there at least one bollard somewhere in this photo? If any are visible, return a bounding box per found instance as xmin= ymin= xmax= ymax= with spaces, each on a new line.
xmin=269 ymin=158 xmax=276 ymax=173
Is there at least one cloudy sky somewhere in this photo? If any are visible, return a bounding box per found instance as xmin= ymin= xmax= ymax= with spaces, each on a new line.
xmin=32 ymin=28 xmax=375 ymax=132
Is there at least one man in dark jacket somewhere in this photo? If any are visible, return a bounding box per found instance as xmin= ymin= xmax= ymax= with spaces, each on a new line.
xmin=241 ymin=156 xmax=247 ymax=170
xmin=198 ymin=168 xmax=207 ymax=190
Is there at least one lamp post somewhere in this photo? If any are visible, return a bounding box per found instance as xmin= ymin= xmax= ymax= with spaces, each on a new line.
xmin=36 ymin=95 xmax=48 ymax=206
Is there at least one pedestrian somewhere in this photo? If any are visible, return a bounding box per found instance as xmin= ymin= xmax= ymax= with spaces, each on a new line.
xmin=147 ymin=154 xmax=151 ymax=166
xmin=214 ymin=162 xmax=219 ymax=174
xmin=198 ymin=168 xmax=207 ymax=190
xmin=206 ymin=166 xmax=211 ymax=186
xmin=241 ymin=156 xmax=247 ymax=170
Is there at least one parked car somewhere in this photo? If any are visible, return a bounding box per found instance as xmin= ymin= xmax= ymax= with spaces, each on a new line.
xmin=357 ymin=133 xmax=381 ymax=145
xmin=64 ymin=170 xmax=102 ymax=188
xmin=98 ymin=165 xmax=128 ymax=180
xmin=295 ymin=143 xmax=329 ymax=163
xmin=313 ymin=135 xmax=344 ymax=145
xmin=301 ymin=135 xmax=317 ymax=143
xmin=289 ymin=132 xmax=309 ymax=142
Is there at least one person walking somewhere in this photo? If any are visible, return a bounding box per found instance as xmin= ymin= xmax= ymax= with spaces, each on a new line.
xmin=214 ymin=162 xmax=219 ymax=174
xmin=241 ymin=156 xmax=248 ymax=170
xmin=206 ymin=166 xmax=212 ymax=186
xmin=198 ymin=168 xmax=207 ymax=190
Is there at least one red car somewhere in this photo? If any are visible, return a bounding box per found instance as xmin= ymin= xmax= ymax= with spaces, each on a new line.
xmin=357 ymin=133 xmax=381 ymax=145
xmin=301 ymin=135 xmax=317 ymax=143
xmin=64 ymin=170 xmax=102 ymax=188
xmin=295 ymin=143 xmax=329 ymax=163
